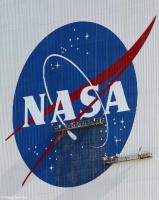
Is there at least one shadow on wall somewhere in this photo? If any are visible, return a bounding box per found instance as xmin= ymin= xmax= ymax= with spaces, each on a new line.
xmin=57 ymin=163 xmax=136 ymax=200
xmin=0 ymin=159 xmax=135 ymax=200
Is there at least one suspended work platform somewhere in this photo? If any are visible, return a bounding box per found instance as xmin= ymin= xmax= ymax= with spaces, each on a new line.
xmin=102 ymin=152 xmax=152 ymax=164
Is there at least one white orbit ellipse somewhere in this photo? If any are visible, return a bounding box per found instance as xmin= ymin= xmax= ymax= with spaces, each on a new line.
xmin=43 ymin=54 xmax=109 ymax=148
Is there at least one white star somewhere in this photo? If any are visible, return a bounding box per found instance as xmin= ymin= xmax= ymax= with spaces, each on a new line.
xmin=49 ymin=157 xmax=51 ymax=160
xmin=28 ymin=147 xmax=31 ymax=151
xmin=69 ymin=38 xmax=72 ymax=42
xmin=81 ymin=145 xmax=84 ymax=149
xmin=77 ymin=47 xmax=79 ymax=51
xmin=55 ymin=61 xmax=61 ymax=69
xmin=114 ymin=139 xmax=118 ymax=144
xmin=100 ymin=130 xmax=103 ymax=133
xmin=114 ymin=136 xmax=121 ymax=144
xmin=85 ymin=32 xmax=90 ymax=39
xmin=35 ymin=146 xmax=37 ymax=149
xmin=49 ymin=165 xmax=54 ymax=171
xmin=77 ymin=37 xmax=79 ymax=40
xmin=36 ymin=153 xmax=39 ymax=156
xmin=86 ymin=52 xmax=89 ymax=55
xmin=121 ymin=119 xmax=124 ymax=124
xmin=70 ymin=153 xmax=73 ymax=156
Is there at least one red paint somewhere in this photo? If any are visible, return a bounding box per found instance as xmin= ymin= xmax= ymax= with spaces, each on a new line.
xmin=5 ymin=17 xmax=156 ymax=141
xmin=21 ymin=17 xmax=156 ymax=186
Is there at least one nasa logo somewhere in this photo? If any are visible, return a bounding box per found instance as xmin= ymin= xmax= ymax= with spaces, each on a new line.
xmin=7 ymin=19 xmax=155 ymax=187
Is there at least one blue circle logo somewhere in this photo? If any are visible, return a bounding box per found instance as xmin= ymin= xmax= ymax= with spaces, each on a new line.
xmin=13 ymin=22 xmax=137 ymax=187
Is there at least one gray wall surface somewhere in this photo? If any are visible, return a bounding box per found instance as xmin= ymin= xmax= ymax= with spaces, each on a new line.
xmin=0 ymin=0 xmax=159 ymax=199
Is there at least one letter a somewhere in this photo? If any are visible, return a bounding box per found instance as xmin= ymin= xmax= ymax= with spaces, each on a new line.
xmin=51 ymin=90 xmax=76 ymax=123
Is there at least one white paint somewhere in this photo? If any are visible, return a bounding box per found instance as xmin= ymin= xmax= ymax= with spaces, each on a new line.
xmin=106 ymin=81 xmax=130 ymax=114
xmin=80 ymin=85 xmax=101 ymax=118
xmin=43 ymin=54 xmax=109 ymax=146
xmin=0 ymin=1 xmax=159 ymax=200
xmin=51 ymin=90 xmax=76 ymax=123
xmin=23 ymin=94 xmax=46 ymax=127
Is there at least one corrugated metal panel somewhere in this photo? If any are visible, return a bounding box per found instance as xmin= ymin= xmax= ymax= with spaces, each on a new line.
xmin=0 ymin=1 xmax=159 ymax=199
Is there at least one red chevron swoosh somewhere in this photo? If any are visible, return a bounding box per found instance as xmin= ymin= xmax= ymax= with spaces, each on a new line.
xmin=5 ymin=17 xmax=156 ymax=142
xmin=21 ymin=17 xmax=156 ymax=186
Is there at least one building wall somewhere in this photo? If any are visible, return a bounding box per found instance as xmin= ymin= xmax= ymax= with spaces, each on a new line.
xmin=0 ymin=1 xmax=159 ymax=199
